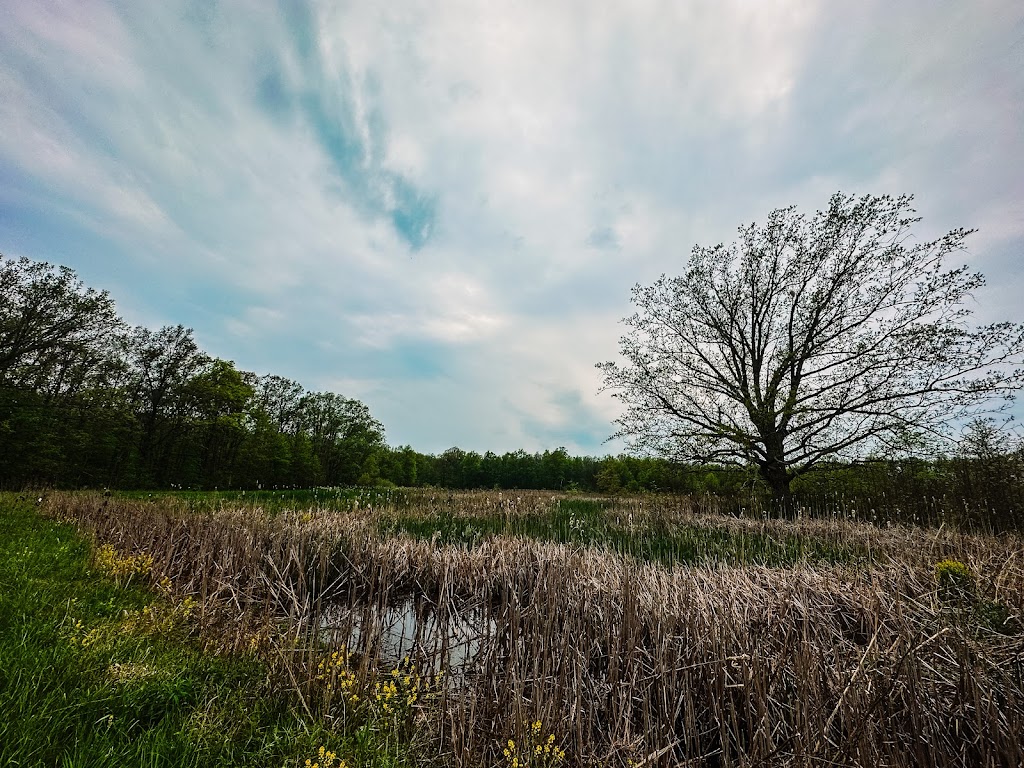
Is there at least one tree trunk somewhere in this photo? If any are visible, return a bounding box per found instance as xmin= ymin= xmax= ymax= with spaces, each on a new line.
xmin=760 ymin=461 xmax=795 ymax=517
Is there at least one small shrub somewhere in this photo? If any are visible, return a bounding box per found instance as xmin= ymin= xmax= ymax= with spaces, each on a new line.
xmin=370 ymin=657 xmax=425 ymax=724
xmin=316 ymin=648 xmax=360 ymax=707
xmin=303 ymin=745 xmax=347 ymax=768
xmin=503 ymin=720 xmax=566 ymax=768
xmin=119 ymin=595 xmax=198 ymax=639
xmin=93 ymin=543 xmax=153 ymax=585
xmin=974 ymin=599 xmax=1020 ymax=635
xmin=934 ymin=559 xmax=975 ymax=600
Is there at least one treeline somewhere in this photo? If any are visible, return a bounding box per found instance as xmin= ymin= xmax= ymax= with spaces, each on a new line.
xmin=375 ymin=446 xmax=749 ymax=494
xmin=1 ymin=254 xmax=704 ymax=494
xmin=0 ymin=255 xmax=385 ymax=489
xmin=3 ymin=254 xmax=1023 ymax=529
xmin=1 ymin=253 xmax=749 ymax=494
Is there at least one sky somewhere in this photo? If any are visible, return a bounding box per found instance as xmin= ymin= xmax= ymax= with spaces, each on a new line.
xmin=1 ymin=0 xmax=1022 ymax=456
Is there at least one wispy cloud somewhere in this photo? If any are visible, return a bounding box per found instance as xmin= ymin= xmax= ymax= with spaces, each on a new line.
xmin=1 ymin=0 xmax=1021 ymax=453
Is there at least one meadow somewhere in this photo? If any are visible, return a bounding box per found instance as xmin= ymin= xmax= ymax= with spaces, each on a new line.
xmin=16 ymin=489 xmax=1024 ymax=766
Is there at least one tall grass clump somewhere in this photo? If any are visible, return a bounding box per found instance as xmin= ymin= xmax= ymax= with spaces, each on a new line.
xmin=42 ymin=489 xmax=1024 ymax=767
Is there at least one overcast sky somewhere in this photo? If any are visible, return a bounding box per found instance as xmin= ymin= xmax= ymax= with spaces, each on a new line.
xmin=1 ymin=0 xmax=1022 ymax=455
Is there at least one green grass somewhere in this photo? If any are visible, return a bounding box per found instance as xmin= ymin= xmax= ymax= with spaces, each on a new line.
xmin=114 ymin=487 xmax=409 ymax=514
xmin=0 ymin=494 xmax=419 ymax=768
xmin=382 ymin=498 xmax=868 ymax=566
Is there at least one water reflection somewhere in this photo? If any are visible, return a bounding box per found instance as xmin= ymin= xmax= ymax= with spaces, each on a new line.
xmin=319 ymin=598 xmax=495 ymax=679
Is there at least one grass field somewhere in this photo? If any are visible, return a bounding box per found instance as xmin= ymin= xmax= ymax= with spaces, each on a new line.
xmin=15 ymin=489 xmax=1024 ymax=766
xmin=0 ymin=493 xmax=421 ymax=768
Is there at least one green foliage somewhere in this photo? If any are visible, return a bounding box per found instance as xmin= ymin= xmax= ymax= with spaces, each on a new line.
xmin=0 ymin=256 xmax=389 ymax=491
xmin=0 ymin=254 xmax=123 ymax=390
xmin=934 ymin=559 xmax=976 ymax=600
xmin=973 ymin=599 xmax=1019 ymax=635
xmin=594 ymin=463 xmax=622 ymax=494
xmin=932 ymin=558 xmax=1021 ymax=635
xmin=382 ymin=497 xmax=866 ymax=567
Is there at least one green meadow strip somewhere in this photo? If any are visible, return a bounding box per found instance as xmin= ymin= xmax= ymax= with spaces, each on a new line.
xmin=381 ymin=498 xmax=868 ymax=566
xmin=0 ymin=494 xmax=419 ymax=768
xmin=114 ymin=487 xmax=410 ymax=515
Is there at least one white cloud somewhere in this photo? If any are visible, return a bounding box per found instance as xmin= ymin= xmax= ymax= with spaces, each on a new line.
xmin=1 ymin=0 xmax=1021 ymax=453
xmin=347 ymin=274 xmax=506 ymax=347
xmin=225 ymin=306 xmax=287 ymax=339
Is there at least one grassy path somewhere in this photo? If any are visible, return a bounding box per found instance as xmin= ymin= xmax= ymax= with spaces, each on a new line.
xmin=0 ymin=494 xmax=403 ymax=768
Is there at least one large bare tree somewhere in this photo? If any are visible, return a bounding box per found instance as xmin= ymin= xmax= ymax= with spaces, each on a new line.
xmin=598 ymin=193 xmax=1024 ymax=501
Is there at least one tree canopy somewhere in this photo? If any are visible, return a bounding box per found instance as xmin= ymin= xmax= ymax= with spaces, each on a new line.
xmin=0 ymin=256 xmax=123 ymax=395
xmin=598 ymin=193 xmax=1024 ymax=500
xmin=0 ymin=253 xmax=385 ymax=489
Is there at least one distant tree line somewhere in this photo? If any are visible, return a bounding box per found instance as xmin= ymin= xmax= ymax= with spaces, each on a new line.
xmin=373 ymin=446 xmax=752 ymax=495
xmin=0 ymin=254 xmax=385 ymax=489
xmin=373 ymin=441 xmax=1024 ymax=530
xmin=3 ymin=253 xmax=1023 ymax=529
xmin=0 ymin=253 xmax=741 ymax=493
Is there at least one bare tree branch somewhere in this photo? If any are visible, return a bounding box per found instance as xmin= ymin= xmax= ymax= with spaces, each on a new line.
xmin=597 ymin=193 xmax=1024 ymax=500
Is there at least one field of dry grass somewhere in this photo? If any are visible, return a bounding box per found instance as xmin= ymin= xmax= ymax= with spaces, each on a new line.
xmin=43 ymin=489 xmax=1024 ymax=767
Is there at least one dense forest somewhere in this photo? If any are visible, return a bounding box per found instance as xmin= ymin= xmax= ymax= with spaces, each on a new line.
xmin=3 ymin=253 xmax=1023 ymax=528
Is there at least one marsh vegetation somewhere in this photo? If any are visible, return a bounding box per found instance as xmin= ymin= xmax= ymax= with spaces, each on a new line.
xmin=28 ymin=488 xmax=1024 ymax=767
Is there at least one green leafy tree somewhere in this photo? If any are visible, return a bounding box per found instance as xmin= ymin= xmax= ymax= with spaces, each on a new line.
xmin=599 ymin=193 xmax=1024 ymax=503
xmin=396 ymin=445 xmax=419 ymax=486
xmin=126 ymin=325 xmax=209 ymax=485
xmin=184 ymin=359 xmax=254 ymax=486
xmin=0 ymin=254 xmax=123 ymax=391
xmin=236 ymin=411 xmax=292 ymax=487
xmin=248 ymin=373 xmax=305 ymax=434
xmin=297 ymin=392 xmax=385 ymax=485
xmin=288 ymin=431 xmax=320 ymax=487
xmin=0 ymin=255 xmax=128 ymax=486
xmin=541 ymin=448 xmax=570 ymax=489
xmin=595 ymin=459 xmax=623 ymax=494
xmin=459 ymin=450 xmax=484 ymax=488
xmin=436 ymin=447 xmax=467 ymax=488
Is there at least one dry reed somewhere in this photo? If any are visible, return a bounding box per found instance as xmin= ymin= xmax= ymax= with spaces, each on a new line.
xmin=44 ymin=490 xmax=1024 ymax=767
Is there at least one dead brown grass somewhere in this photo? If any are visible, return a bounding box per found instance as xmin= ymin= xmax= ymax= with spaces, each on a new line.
xmin=44 ymin=490 xmax=1024 ymax=767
